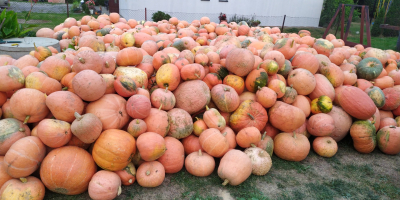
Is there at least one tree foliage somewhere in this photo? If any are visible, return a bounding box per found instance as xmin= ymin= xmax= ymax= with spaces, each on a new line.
xmin=152 ymin=11 xmax=171 ymax=22
xmin=383 ymin=0 xmax=400 ymax=37
xmin=371 ymin=7 xmax=385 ymax=36
xmin=319 ymin=0 xmax=360 ymax=27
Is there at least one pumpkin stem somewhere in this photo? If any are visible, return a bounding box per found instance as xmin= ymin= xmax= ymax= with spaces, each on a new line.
xmin=247 ymin=113 xmax=255 ymax=120
xmin=222 ymin=179 xmax=229 ymax=186
xmin=19 ymin=128 xmax=25 ymax=132
xmin=198 ymin=149 xmax=202 ymax=156
xmin=74 ymin=112 xmax=83 ymax=121
xmin=261 ymin=132 xmax=266 ymax=140
xmin=165 ymin=86 xmax=169 ymax=93
xmin=251 ymin=143 xmax=257 ymax=148
xmin=290 ymin=40 xmax=295 ymax=48
xmin=136 ymin=119 xmax=140 ymax=124
xmin=23 ymin=116 xmax=30 ymax=124
xmin=34 ymin=42 xmax=38 ymax=52
xmin=206 ymin=105 xmax=209 ymax=110
xmin=293 ymin=132 xmax=297 ymax=139
xmin=78 ymin=57 xmax=85 ymax=64
xmin=105 ymin=61 xmax=110 ymax=68
xmin=159 ymin=104 xmax=163 ymax=110
xmin=20 ymin=177 xmax=28 ymax=183
xmin=195 ymin=73 xmax=200 ymax=78
xmin=389 ymin=125 xmax=396 ymax=128
xmin=4 ymin=61 xmax=8 ymax=65
xmin=222 ymin=132 xmax=227 ymax=137
xmin=117 ymin=186 xmax=122 ymax=196
xmin=61 ymin=54 xmax=66 ymax=60
xmin=146 ymin=170 xmax=151 ymax=176
xmin=62 ymin=87 xmax=68 ymax=91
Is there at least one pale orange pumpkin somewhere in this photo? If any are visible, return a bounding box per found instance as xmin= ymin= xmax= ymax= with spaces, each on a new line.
xmin=157 ymin=137 xmax=185 ymax=173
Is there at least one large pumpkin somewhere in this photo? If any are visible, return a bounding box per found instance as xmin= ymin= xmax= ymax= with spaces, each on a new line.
xmin=39 ymin=55 xmax=71 ymax=81
xmin=72 ymin=70 xmax=106 ymax=102
xmin=356 ymin=57 xmax=383 ymax=81
xmin=308 ymin=74 xmax=335 ymax=100
xmin=143 ymin=108 xmax=170 ymax=137
xmin=157 ymin=137 xmax=185 ymax=173
xmin=327 ymin=106 xmax=353 ymax=142
xmin=25 ymin=71 xmax=62 ymax=95
xmin=218 ymin=149 xmax=252 ymax=186
xmin=92 ymin=129 xmax=136 ymax=171
xmin=73 ymin=50 xmax=103 ymax=73
xmin=199 ymin=128 xmax=229 ymax=158
xmin=211 ymin=84 xmax=240 ymax=113
xmin=40 ymin=146 xmax=97 ymax=195
xmin=10 ymin=88 xmax=49 ymax=124
xmin=137 ymin=132 xmax=166 ymax=161
xmin=173 ymin=80 xmax=211 ymax=114
xmin=274 ymin=132 xmax=310 ymax=161
xmin=225 ymin=48 xmax=255 ymax=76
xmin=306 ymin=113 xmax=335 ymax=137
xmin=167 ymin=108 xmax=194 ymax=139
xmin=229 ymin=100 xmax=268 ymax=132
xmin=126 ymin=94 xmax=151 ymax=119
xmin=136 ymin=161 xmax=165 ymax=188
xmin=350 ymin=120 xmax=376 ymax=154
xmin=269 ymin=101 xmax=306 ymax=132
xmin=37 ymin=119 xmax=72 ymax=148
xmin=338 ymin=86 xmax=376 ymax=120
xmin=0 ymin=176 xmax=45 ymax=200
xmin=46 ymin=91 xmax=84 ymax=123
xmin=86 ymin=94 xmax=130 ymax=130
xmin=376 ymin=125 xmax=400 ymax=155
xmin=3 ymin=136 xmax=46 ymax=178
xmin=287 ymin=68 xmax=316 ymax=95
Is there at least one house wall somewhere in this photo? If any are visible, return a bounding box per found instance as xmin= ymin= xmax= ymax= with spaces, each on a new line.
xmin=119 ymin=0 xmax=324 ymax=27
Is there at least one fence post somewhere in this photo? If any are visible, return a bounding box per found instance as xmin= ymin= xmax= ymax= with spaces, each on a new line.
xmin=145 ymin=8 xmax=147 ymax=21
xmin=281 ymin=15 xmax=286 ymax=32
xmin=66 ymin=1 xmax=69 ymax=18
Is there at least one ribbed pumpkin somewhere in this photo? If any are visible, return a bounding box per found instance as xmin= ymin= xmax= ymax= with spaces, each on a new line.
xmin=37 ymin=119 xmax=72 ymax=148
xmin=71 ymin=112 xmax=102 ymax=144
xmin=269 ymin=101 xmax=306 ymax=132
xmin=10 ymin=88 xmax=49 ymax=124
xmin=211 ymin=84 xmax=240 ymax=113
xmin=0 ymin=156 xmax=12 ymax=187
xmin=3 ymin=136 xmax=46 ymax=178
xmin=157 ymin=137 xmax=185 ymax=173
xmin=46 ymin=91 xmax=84 ymax=123
xmin=39 ymin=55 xmax=71 ymax=81
xmin=229 ymin=100 xmax=268 ymax=132
xmin=223 ymin=75 xmax=245 ymax=95
xmin=245 ymin=67 xmax=268 ymax=93
xmin=137 ymin=132 xmax=166 ymax=161
xmin=92 ymin=129 xmax=136 ymax=171
xmin=356 ymin=57 xmax=383 ymax=81
xmin=167 ymin=108 xmax=194 ymax=139
xmin=173 ymin=80 xmax=211 ymax=114
xmin=86 ymin=94 xmax=130 ymax=130
xmin=0 ymin=176 xmax=45 ymax=200
xmin=25 ymin=71 xmax=62 ymax=95
xmin=376 ymin=125 xmax=400 ymax=155
xmin=126 ymin=94 xmax=151 ymax=119
xmin=274 ymin=132 xmax=310 ymax=161
xmin=199 ymin=128 xmax=229 ymax=158
xmin=218 ymin=149 xmax=252 ymax=186
xmin=185 ymin=150 xmax=215 ymax=177
xmin=338 ymin=86 xmax=376 ymax=120
xmin=0 ymin=118 xmax=30 ymax=156
xmin=40 ymin=146 xmax=97 ymax=195
xmin=350 ymin=120 xmax=376 ymax=154
xmin=364 ymin=86 xmax=386 ymax=109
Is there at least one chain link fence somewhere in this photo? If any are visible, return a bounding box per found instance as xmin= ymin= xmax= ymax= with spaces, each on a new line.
xmin=120 ymin=9 xmax=320 ymax=27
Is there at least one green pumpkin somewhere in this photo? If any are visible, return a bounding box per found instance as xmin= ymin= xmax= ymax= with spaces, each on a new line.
xmin=241 ymin=39 xmax=251 ymax=48
xmin=278 ymin=60 xmax=293 ymax=78
xmin=96 ymin=28 xmax=111 ymax=36
xmin=365 ymin=86 xmax=386 ymax=109
xmin=172 ymin=39 xmax=186 ymax=51
xmin=356 ymin=57 xmax=383 ymax=81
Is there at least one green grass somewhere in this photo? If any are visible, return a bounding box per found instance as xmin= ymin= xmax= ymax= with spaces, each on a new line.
xmin=17 ymin=12 xmax=89 ymax=32
xmin=282 ymin=23 xmax=398 ymax=51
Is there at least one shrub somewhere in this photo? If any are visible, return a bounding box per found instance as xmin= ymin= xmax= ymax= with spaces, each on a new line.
xmin=319 ymin=0 xmax=360 ymax=27
xmin=371 ymin=8 xmax=385 ymax=37
xmin=82 ymin=3 xmax=90 ymax=15
xmin=152 ymin=11 xmax=171 ymax=22
xmin=228 ymin=14 xmax=260 ymax=26
xmin=383 ymin=0 xmax=400 ymax=37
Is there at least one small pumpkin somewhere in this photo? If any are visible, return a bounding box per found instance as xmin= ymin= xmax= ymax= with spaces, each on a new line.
xmin=25 ymin=71 xmax=62 ymax=95
xmin=37 ymin=119 xmax=72 ymax=148
xmin=136 ymin=161 xmax=165 ymax=188
xmin=150 ymin=88 xmax=176 ymax=111
xmin=364 ymin=86 xmax=386 ymax=109
xmin=46 ymin=91 xmax=85 ymax=123
xmin=114 ymin=75 xmax=138 ymax=97
xmin=33 ymin=43 xmax=52 ymax=61
xmin=350 ymin=120 xmax=376 ymax=154
xmin=88 ymin=170 xmax=122 ymax=200
xmin=115 ymin=162 xmax=136 ymax=186
xmin=143 ymin=108 xmax=170 ymax=137
xmin=0 ymin=177 xmax=45 ymax=200
xmin=356 ymin=57 xmax=383 ymax=81
xmin=218 ymin=149 xmax=252 ymax=186
xmin=229 ymin=100 xmax=268 ymax=132
xmin=310 ymin=95 xmax=333 ymax=114
xmin=256 ymin=132 xmax=274 ymax=157
xmin=193 ymin=118 xmax=208 ymax=136
xmin=126 ymin=94 xmax=151 ymax=119
xmin=167 ymin=108 xmax=194 ymax=139
xmin=312 ymin=136 xmax=338 ymax=157
xmin=71 ymin=112 xmax=102 ymax=144
xmin=236 ymin=127 xmax=261 ymax=148
xmin=127 ymin=119 xmax=147 ymax=138
xmin=269 ymin=101 xmax=306 ymax=132
xmin=10 ymin=88 xmax=49 ymax=124
xmin=0 ymin=118 xmax=30 ymax=156
xmin=199 ymin=128 xmax=229 ymax=158
xmin=307 ymin=113 xmax=335 ymax=136
xmin=244 ymin=146 xmax=272 ymax=176
xmin=211 ymin=84 xmax=240 ymax=113
xmin=245 ymin=67 xmax=268 ymax=93
xmin=137 ymin=132 xmax=167 ymax=161
xmin=376 ymin=125 xmax=400 ymax=155
xmin=203 ymin=106 xmax=226 ymax=131
xmin=274 ymin=132 xmax=310 ymax=161
xmin=185 ymin=150 xmax=215 ymax=177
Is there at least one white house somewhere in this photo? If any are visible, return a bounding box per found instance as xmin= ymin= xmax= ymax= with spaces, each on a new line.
xmin=119 ymin=0 xmax=324 ymax=27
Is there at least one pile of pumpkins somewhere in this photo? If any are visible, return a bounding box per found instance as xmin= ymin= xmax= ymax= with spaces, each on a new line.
xmin=1 ymin=12 xmax=400 ymax=199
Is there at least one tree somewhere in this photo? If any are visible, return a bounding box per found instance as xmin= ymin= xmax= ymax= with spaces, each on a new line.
xmin=383 ymin=0 xmax=400 ymax=37
xmin=371 ymin=7 xmax=385 ymax=37
xmin=319 ymin=0 xmax=360 ymax=28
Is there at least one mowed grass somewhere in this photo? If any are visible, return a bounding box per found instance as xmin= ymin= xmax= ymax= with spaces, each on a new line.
xmin=43 ymin=134 xmax=400 ymax=200
xmin=17 ymin=12 xmax=89 ymax=32
xmin=283 ymin=22 xmax=398 ymax=51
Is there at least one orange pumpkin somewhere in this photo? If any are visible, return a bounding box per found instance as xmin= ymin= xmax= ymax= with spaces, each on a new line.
xmin=236 ymin=127 xmax=261 ymax=148
xmin=10 ymin=88 xmax=49 ymax=124
xmin=269 ymin=101 xmax=306 ymax=132
xmin=0 ymin=118 xmax=31 ymax=156
xmin=88 ymin=170 xmax=122 ymax=200
xmin=274 ymin=132 xmax=310 ymax=161
xmin=0 ymin=176 xmax=45 ymax=200
xmin=73 ymin=50 xmax=103 ymax=73
xmin=137 ymin=132 xmax=166 ymax=161
xmin=143 ymin=108 xmax=170 ymax=137
xmin=230 ymin=100 xmax=268 ymax=132
xmin=185 ymin=150 xmax=215 ymax=177
xmin=46 ymin=91 xmax=84 ymax=123
xmin=156 ymin=63 xmax=181 ymax=91
xmin=218 ymin=149 xmax=252 ymax=186
xmin=60 ymin=72 xmax=76 ymax=92
xmin=376 ymin=125 xmax=400 ymax=155
xmin=92 ymin=129 xmax=136 ymax=171
xmin=136 ymin=161 xmax=165 ymax=188
xmin=167 ymin=108 xmax=194 ymax=139
xmin=199 ymin=128 xmax=229 ymax=158
xmin=72 ymin=70 xmax=106 ymax=101
xmin=312 ymin=136 xmax=338 ymax=157
xmin=307 ymin=113 xmax=335 ymax=136
xmin=157 ymin=137 xmax=185 ymax=173
xmin=39 ymin=55 xmax=71 ymax=81
xmin=116 ymin=47 xmax=143 ymax=66
xmin=37 ymin=119 xmax=72 ymax=148
xmin=40 ymin=146 xmax=97 ymax=195
xmin=25 ymin=71 xmax=62 ymax=95
xmin=308 ymin=74 xmax=336 ymax=100
xmin=350 ymin=120 xmax=376 ymax=153
xmin=150 ymin=88 xmax=176 ymax=111
xmin=33 ymin=44 xmax=52 ymax=61
xmin=225 ymin=48 xmax=255 ymax=76
xmin=338 ymin=86 xmax=376 ymax=120
xmin=115 ymin=162 xmax=136 ymax=186
xmin=0 ymin=65 xmax=25 ymax=92
xmin=287 ymin=68 xmax=316 ymax=95
xmin=173 ymin=80 xmax=211 ymax=114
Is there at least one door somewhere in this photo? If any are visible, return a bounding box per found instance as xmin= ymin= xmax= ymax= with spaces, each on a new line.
xmin=109 ymin=0 xmax=119 ymax=14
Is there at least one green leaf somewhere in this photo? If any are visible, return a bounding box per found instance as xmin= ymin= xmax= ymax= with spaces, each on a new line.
xmin=24 ymin=12 xmax=32 ymax=22
xmin=0 ymin=9 xmax=6 ymax=23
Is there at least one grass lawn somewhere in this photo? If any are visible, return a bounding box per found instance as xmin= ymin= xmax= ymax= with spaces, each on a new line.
xmin=17 ymin=12 xmax=89 ymax=32
xmin=43 ymin=134 xmax=400 ymax=200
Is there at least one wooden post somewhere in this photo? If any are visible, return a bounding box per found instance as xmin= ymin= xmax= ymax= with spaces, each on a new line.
xmin=281 ymin=15 xmax=286 ymax=32
xmin=145 ymin=7 xmax=147 ymax=21
xmin=360 ymin=6 xmax=365 ymax=44
xmin=66 ymin=0 xmax=69 ymax=18
xmin=340 ymin=4 xmax=345 ymax=40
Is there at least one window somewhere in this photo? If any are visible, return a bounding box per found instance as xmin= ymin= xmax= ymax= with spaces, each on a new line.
xmin=201 ymin=0 xmax=210 ymax=1
xmin=219 ymin=0 xmax=228 ymax=2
